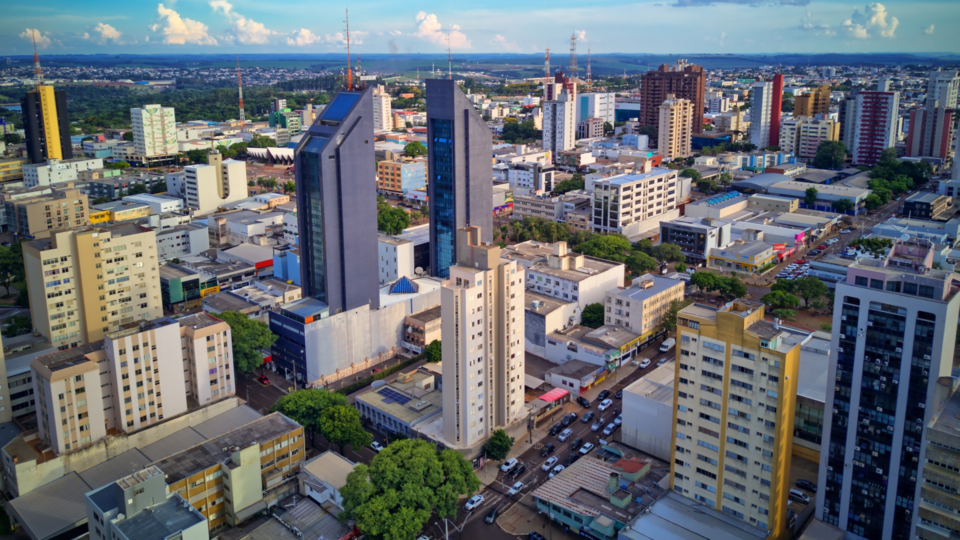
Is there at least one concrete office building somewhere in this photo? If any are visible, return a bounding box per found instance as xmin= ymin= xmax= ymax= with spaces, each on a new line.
xmin=543 ymin=94 xmax=577 ymax=157
xmin=715 ymin=107 xmax=749 ymax=138
xmin=918 ymin=387 xmax=960 ymax=540
xmin=377 ymin=234 xmax=416 ymax=285
xmin=658 ymin=94 xmax=694 ymax=160
xmin=906 ymin=70 xmax=959 ymax=160
xmin=577 ymin=117 xmax=604 ymax=140
xmin=372 ymin=85 xmax=393 ymax=132
xmin=503 ymin=240 xmax=625 ymax=308
xmin=493 ymin=161 xmax=555 ymax=195
xmin=178 ymin=152 xmax=248 ymax=215
xmin=672 ymin=300 xmax=809 ymax=540
xmin=426 ymin=79 xmax=493 ymax=278
xmin=640 ymin=60 xmax=706 ymax=134
xmin=23 ymin=157 xmax=103 ymax=188
xmin=604 ymin=274 xmax=684 ymax=341
xmin=377 ymin=158 xmax=426 ymax=197
xmin=3 ymin=184 xmax=89 ymax=239
xmin=794 ymin=85 xmax=832 ymax=119
xmin=441 ymin=227 xmax=525 ymax=448
xmin=21 ymin=84 xmax=73 ymax=164
xmin=816 ymin=238 xmax=960 ymax=540
xmin=589 ymin=164 xmax=680 ymax=238
xmin=296 ymin=87 xmax=380 ymax=314
xmin=851 ymin=90 xmax=900 ymax=166
xmin=659 ymin=216 xmax=733 ymax=266
xmin=749 ymin=81 xmax=774 ymax=149
xmin=576 ymin=92 xmax=615 ymax=125
xmin=155 ymin=224 xmax=210 ymax=262
xmin=131 ymin=105 xmax=177 ymax=158
xmin=23 ymin=223 xmax=163 ymax=348
xmin=122 ymin=193 xmax=184 ymax=215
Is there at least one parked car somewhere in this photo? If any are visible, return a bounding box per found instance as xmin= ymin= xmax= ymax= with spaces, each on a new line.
xmin=558 ymin=428 xmax=574 ymax=442
xmin=549 ymin=464 xmax=565 ymax=478
xmin=540 ymin=443 xmax=555 ymax=457
xmin=563 ymin=453 xmax=580 ymax=466
xmin=659 ymin=338 xmax=676 ymax=353
xmin=599 ymin=399 xmax=613 ymax=411
xmin=570 ymin=437 xmax=584 ymax=452
xmin=576 ymin=396 xmax=591 ymax=408
xmin=826 ymin=238 xmax=840 ymax=245
xmin=615 ymin=414 xmax=622 ymax=426
xmin=639 ymin=358 xmax=651 ymax=368
xmin=840 ymin=228 xmax=853 ymax=234
xmin=582 ymin=411 xmax=595 ymax=423
xmin=561 ymin=412 xmax=579 ymax=427
xmin=602 ymin=423 xmax=616 ymax=436
xmin=541 ymin=456 xmax=559 ymax=471
xmin=579 ymin=442 xmax=595 ymax=455
xmin=549 ymin=423 xmax=563 ymax=436
xmin=485 ymin=507 xmax=499 ymax=524
xmin=591 ymin=420 xmax=602 ymax=432
xmin=257 ymin=374 xmax=270 ymax=386
xmin=465 ymin=494 xmax=485 ymax=511
xmin=371 ymin=441 xmax=384 ymax=453
xmin=796 ymin=479 xmax=817 ymax=493
xmin=508 ymin=481 xmax=525 ymax=496
xmin=869 ymin=209 xmax=877 ymax=214
xmin=597 ymin=390 xmax=611 ymax=401
xmin=529 ymin=532 xmax=547 ymax=540
xmin=614 ymin=389 xmax=623 ymax=399
xmin=809 ymin=250 xmax=823 ymax=256
xmin=817 ymin=244 xmax=827 ymax=250
xmin=657 ymin=357 xmax=668 ymax=367
xmin=789 ymin=488 xmax=811 ymax=504
xmin=501 ymin=457 xmax=519 ymax=472
xmin=795 ymin=259 xmax=808 ymax=264
xmin=509 ymin=464 xmax=526 ymax=479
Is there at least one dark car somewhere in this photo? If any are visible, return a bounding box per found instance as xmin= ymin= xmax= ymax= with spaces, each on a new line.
xmin=509 ymin=464 xmax=526 ymax=479
xmin=796 ymin=479 xmax=817 ymax=493
xmin=540 ymin=443 xmax=556 ymax=457
xmin=485 ymin=507 xmax=499 ymax=524
xmin=809 ymin=250 xmax=823 ymax=256
xmin=529 ymin=532 xmax=546 ymax=540
xmin=549 ymin=423 xmax=563 ymax=436
xmin=563 ymin=453 xmax=581 ymax=467
xmin=576 ymin=396 xmax=591 ymax=408
xmin=597 ymin=390 xmax=611 ymax=401
xmin=581 ymin=411 xmax=595 ymax=423
xmin=561 ymin=412 xmax=578 ymax=427
xmin=570 ymin=437 xmax=584 ymax=452
xmin=614 ymin=389 xmax=623 ymax=399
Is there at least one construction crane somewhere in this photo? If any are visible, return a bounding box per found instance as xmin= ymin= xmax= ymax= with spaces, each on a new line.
xmin=236 ymin=57 xmax=245 ymax=122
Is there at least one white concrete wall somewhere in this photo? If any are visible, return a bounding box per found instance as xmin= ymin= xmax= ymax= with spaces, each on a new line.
xmin=621 ymin=384 xmax=674 ymax=461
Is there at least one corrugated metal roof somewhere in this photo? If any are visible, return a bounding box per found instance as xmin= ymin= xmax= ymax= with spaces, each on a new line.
xmin=138 ymin=427 xmax=206 ymax=462
xmin=78 ymin=448 xmax=151 ymax=490
xmin=191 ymin=404 xmax=263 ymax=439
xmin=8 ymin=473 xmax=92 ymax=540
xmin=529 ymin=457 xmax=614 ymax=518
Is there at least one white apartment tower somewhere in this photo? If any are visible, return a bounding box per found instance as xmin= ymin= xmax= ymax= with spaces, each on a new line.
xmin=373 ymin=85 xmax=394 ymax=132
xmin=131 ymin=105 xmax=177 ymax=157
xmin=180 ymin=151 xmax=248 ymax=215
xmin=576 ymin=92 xmax=615 ymax=125
xmin=749 ymin=81 xmax=773 ymax=149
xmin=543 ymin=93 xmax=577 ymax=158
xmin=442 ymin=226 xmax=525 ymax=448
xmin=658 ymin=94 xmax=694 ymax=160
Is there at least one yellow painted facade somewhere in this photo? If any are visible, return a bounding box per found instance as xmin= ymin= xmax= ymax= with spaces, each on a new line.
xmin=110 ymin=205 xmax=151 ymax=222
xmin=37 ymin=86 xmax=63 ymax=161
xmin=0 ymin=158 xmax=29 ymax=182
xmin=669 ymin=300 xmax=803 ymax=540
xmin=89 ymin=210 xmax=111 ymax=224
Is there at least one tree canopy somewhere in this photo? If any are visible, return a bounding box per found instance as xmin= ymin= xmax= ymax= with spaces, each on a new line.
xmin=500 ymin=119 xmax=540 ymax=144
xmin=804 ymin=187 xmax=819 ymax=207
xmin=832 ymin=198 xmax=855 ymax=213
xmin=679 ymin=168 xmax=702 ymax=182
xmin=573 ymin=235 xmax=632 ymax=262
xmin=271 ymin=388 xmax=348 ymax=438
xmin=849 ymin=237 xmax=893 ymax=258
xmin=424 ymin=340 xmax=442 ymax=363
xmin=341 ymin=439 xmax=480 ymax=540
xmin=319 ymin=405 xmax=372 ymax=454
xmin=377 ymin=206 xmax=411 ymax=236
xmin=404 ymin=141 xmax=427 ymax=157
xmin=483 ymin=429 xmax=514 ymax=461
xmin=813 ymin=140 xmax=847 ymax=169
xmin=553 ymin=173 xmax=584 ymax=195
xmin=581 ymin=303 xmax=605 ymax=329
xmin=216 ymin=311 xmax=277 ymax=373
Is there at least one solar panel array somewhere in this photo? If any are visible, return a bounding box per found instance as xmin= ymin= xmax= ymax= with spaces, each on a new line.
xmin=378 ymin=387 xmax=412 ymax=405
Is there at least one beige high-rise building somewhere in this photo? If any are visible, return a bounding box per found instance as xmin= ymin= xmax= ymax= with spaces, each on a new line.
xmin=658 ymin=94 xmax=694 ymax=160
xmin=793 ymin=85 xmax=831 ymax=118
xmin=23 ymin=223 xmax=163 ymax=349
xmin=441 ymin=226 xmax=525 ymax=448
xmin=715 ymin=106 xmax=749 ymax=139
xmin=131 ymin=104 xmax=177 ymax=157
xmin=779 ymin=116 xmax=840 ymax=160
xmin=373 ymin=85 xmax=394 ymax=132
xmin=2 ymin=184 xmax=90 ymax=239
xmin=671 ymin=300 xmax=807 ymax=540
xmin=31 ymin=313 xmax=235 ymax=454
xmin=777 ymin=117 xmax=805 ymax=155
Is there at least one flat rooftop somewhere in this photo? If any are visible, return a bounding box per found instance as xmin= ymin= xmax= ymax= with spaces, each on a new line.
xmin=713 ymin=240 xmax=772 ymax=259
xmin=905 ymin=192 xmax=945 ymax=204
xmin=159 ymin=263 xmax=198 ymax=280
xmin=34 ymin=341 xmax=104 ymax=372
xmin=583 ymin=325 xmax=641 ymax=350
xmin=177 ymin=312 xmax=224 ymax=330
xmin=624 ymin=365 xmax=675 ymax=405
xmin=616 ymin=274 xmax=684 ymax=302
xmin=530 ymin=456 xmax=652 ymax=522
xmin=595 ymin=168 xmax=675 ymax=186
xmin=203 ymin=291 xmax=258 ymax=312
xmin=620 ymin=491 xmax=767 ymax=540
xmin=502 ymin=241 xmax=622 ymax=282
xmin=409 ymin=304 xmax=442 ymax=323
xmin=114 ymin=495 xmax=206 ymax=540
xmin=301 ymin=450 xmax=355 ymax=490
xmin=355 ymin=371 xmax=442 ymax=426
xmin=525 ymin=291 xmax=569 ymax=316
xmin=545 ymin=359 xmax=600 ymax=380
xmin=107 ymin=316 xmax=179 ymax=340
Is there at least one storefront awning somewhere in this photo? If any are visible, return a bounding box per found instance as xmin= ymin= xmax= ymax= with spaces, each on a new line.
xmin=539 ymin=388 xmax=570 ymax=403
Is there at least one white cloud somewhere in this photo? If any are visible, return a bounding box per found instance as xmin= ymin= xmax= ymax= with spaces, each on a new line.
xmin=705 ymin=31 xmax=728 ymax=45
xmin=19 ymin=28 xmax=52 ymax=49
xmin=842 ymin=3 xmax=898 ymax=38
xmin=321 ymin=31 xmax=368 ymax=47
xmin=287 ymin=28 xmax=321 ymax=47
xmin=154 ymin=4 xmax=218 ymax=45
xmin=490 ymin=34 xmax=520 ymax=52
xmin=389 ymin=30 xmax=402 ymax=36
xmin=82 ymin=32 xmax=90 ymax=40
xmin=413 ymin=12 xmax=471 ymax=49
xmin=93 ymin=22 xmax=124 ymax=44
xmin=575 ymin=30 xmax=587 ymax=42
xmin=208 ymin=0 xmax=276 ymax=44
xmin=923 ymin=24 xmax=934 ymax=35
xmin=208 ymin=0 xmax=233 ymax=16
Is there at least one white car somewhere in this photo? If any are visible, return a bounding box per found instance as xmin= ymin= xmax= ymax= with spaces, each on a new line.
xmin=508 ymin=481 xmax=525 ymax=496
xmin=579 ymin=442 xmax=595 ymax=455
xmin=500 ymin=457 xmax=519 ymax=472
xmin=465 ymin=494 xmax=485 ymax=511
xmin=614 ymin=414 xmax=622 ymax=426
xmin=371 ymin=441 xmax=384 ymax=452
xmin=788 ymin=488 xmax=811 ymax=504
xmin=826 ymin=238 xmax=840 ymax=245
xmin=840 ymin=228 xmax=853 ymax=234
xmin=558 ymin=428 xmax=574 ymax=442
xmin=591 ymin=420 xmax=602 ymax=432
xmin=639 ymin=358 xmax=651 ymax=368
xmin=549 ymin=465 xmax=565 ymax=478
xmin=541 ymin=456 xmax=559 ymax=471
xmin=598 ymin=399 xmax=613 ymax=411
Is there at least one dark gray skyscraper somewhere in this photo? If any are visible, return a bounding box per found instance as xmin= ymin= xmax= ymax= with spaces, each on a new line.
xmin=295 ymin=86 xmax=379 ymax=313
xmin=426 ymin=79 xmax=492 ymax=278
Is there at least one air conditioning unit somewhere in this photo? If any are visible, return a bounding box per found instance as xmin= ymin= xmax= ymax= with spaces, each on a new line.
xmin=872 ymin=451 xmax=879 ymax=457
xmin=923 ymin=354 xmax=930 ymax=360
xmin=895 ymin=347 xmax=902 ymax=353
xmin=867 ymin=321 xmax=873 ymax=326
xmin=876 ymin=468 xmax=882 ymax=474
xmin=842 ymin=316 xmax=847 ymax=321
xmin=880 ymin=376 xmax=886 ymax=382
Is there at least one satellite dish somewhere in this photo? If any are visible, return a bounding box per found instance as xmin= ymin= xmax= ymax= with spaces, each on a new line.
xmin=900 ymin=233 xmax=910 ymax=242
xmin=415 ymin=266 xmax=424 ymax=276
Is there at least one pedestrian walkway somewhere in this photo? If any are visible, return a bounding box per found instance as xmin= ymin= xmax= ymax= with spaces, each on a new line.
xmin=497 ymin=494 xmax=550 ymax=538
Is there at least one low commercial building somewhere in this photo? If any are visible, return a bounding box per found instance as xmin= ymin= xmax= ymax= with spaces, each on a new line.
xmin=543 ymin=360 xmax=603 ymax=396
xmin=156 ymin=223 xmax=210 ymax=262
xmin=503 ymin=240 xmax=625 ymax=308
xmin=493 ymin=161 xmax=556 ymax=195
xmin=377 ymin=158 xmax=426 ymax=197
xmin=603 ymin=274 xmax=684 ymax=344
xmin=402 ymin=305 xmax=441 ymax=355
xmin=298 ymin=451 xmax=356 ymax=509
xmin=122 ymin=193 xmax=184 ymax=215
xmin=621 ymin=362 xmax=675 ymax=461
xmin=682 ymin=192 xmax=749 ymax=220
xmin=546 ymin=324 xmax=642 ymax=369
xmin=23 ymin=158 xmax=104 ymax=188
xmin=746 ymin=194 xmax=799 ymax=213
xmin=378 ymin=234 xmax=416 ymax=285
xmin=87 ymin=173 xmax=165 ymax=201
xmin=707 ymin=235 xmax=777 ymax=274
xmin=512 ymin=194 xmax=565 ymax=221
xmin=806 ymin=256 xmax=856 ymax=288
xmin=0 ymin=157 xmax=30 ymax=182
xmin=767 ymin=179 xmax=870 ymax=214
xmin=524 ymin=291 xmax=580 ymax=358
xmin=619 ymin=492 xmax=769 ymax=540
xmin=91 ymin=200 xmax=152 ymax=222
xmin=659 ymin=216 xmax=733 ymax=267
xmin=902 ymin=192 xmax=952 ymax=220
xmin=159 ymin=263 xmax=218 ymax=313
xmin=355 ymin=369 xmax=441 ymax=437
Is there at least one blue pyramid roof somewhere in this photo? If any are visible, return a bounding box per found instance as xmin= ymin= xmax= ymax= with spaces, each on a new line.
xmin=389 ymin=276 xmax=420 ymax=295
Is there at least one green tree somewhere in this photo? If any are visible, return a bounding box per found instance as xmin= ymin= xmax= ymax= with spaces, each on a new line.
xmin=820 ymin=323 xmax=832 ymax=332
xmin=248 ymin=134 xmax=275 ymax=148
xmin=404 ymin=141 xmax=427 ymax=157
xmin=319 ymin=405 xmax=372 ymax=454
xmin=679 ymin=168 xmax=702 ymax=182
xmin=660 ymin=299 xmax=683 ymax=333
xmin=341 ymin=439 xmax=480 ymax=539
xmin=772 ymin=309 xmax=796 ymax=321
xmin=696 ymin=179 xmax=719 ymax=194
xmin=831 ymin=198 xmax=855 ymax=213
xmin=804 ymin=187 xmax=819 ymax=207
xmin=0 ymin=244 xmax=25 ymax=296
xmin=272 ymin=388 xmax=348 ymax=441
xmin=581 ymin=303 xmax=605 ymax=329
xmin=122 ymin=131 xmax=134 ymax=141
xmin=378 ymin=206 xmax=411 ymax=235
xmin=849 ymin=237 xmax=893 ymax=258
xmin=626 ymin=251 xmax=657 ymax=275
xmin=483 ymin=429 xmax=514 ymax=461
xmin=3 ymin=315 xmax=32 ymax=338
xmin=283 ymin=181 xmax=296 ymax=194
xmin=761 ymin=291 xmax=800 ymax=309
xmin=793 ymin=276 xmax=829 ymax=308
xmin=863 ymin=193 xmax=882 ymax=211
xmin=602 ymin=121 xmax=614 ymax=135
xmin=553 ymin=177 xmax=585 ymax=195
xmin=573 ymin=234 xmax=632 ymax=262
xmin=216 ymin=311 xmax=278 ymax=373
xmin=675 ymin=262 xmax=687 ymax=273
xmin=717 ymin=276 xmax=747 ymax=300
xmin=186 ymin=148 xmax=211 ymax=164
xmin=718 ymin=172 xmax=733 ymax=186
xmin=690 ymin=271 xmax=716 ymax=293
xmin=650 ymin=244 xmax=686 ymax=265
xmin=150 ymin=181 xmax=167 ymax=194
xmin=127 ymin=183 xmax=148 ymax=195
xmin=3 ymin=133 xmax=23 ymax=145
xmin=424 ymin=340 xmax=442 ymax=363
xmin=813 ymin=140 xmax=847 ymax=169
xmin=104 ymin=161 xmax=130 ymax=170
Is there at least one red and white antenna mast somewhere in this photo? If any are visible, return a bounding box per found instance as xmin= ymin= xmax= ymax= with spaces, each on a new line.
xmin=345 ymin=8 xmax=353 ymax=90
xmin=447 ymin=35 xmax=452 ymax=80
xmin=544 ymin=48 xmax=550 ymax=99
xmin=32 ymin=30 xmax=43 ymax=91
xmin=586 ymin=47 xmax=592 ymax=86
xmin=236 ymin=57 xmax=245 ymax=122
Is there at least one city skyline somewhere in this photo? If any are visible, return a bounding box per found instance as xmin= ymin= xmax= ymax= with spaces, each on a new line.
xmin=3 ymin=1 xmax=959 ymax=56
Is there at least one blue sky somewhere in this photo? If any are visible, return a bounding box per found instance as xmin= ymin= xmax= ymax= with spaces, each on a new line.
xmin=3 ymin=0 xmax=958 ymax=55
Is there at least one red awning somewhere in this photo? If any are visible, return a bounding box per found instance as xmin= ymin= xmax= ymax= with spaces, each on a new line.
xmin=539 ymin=388 xmax=570 ymax=403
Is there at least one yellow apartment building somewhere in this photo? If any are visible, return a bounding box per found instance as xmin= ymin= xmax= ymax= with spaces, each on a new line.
xmin=3 ymin=185 xmax=90 ymax=239
xmin=0 ymin=158 xmax=30 ymax=182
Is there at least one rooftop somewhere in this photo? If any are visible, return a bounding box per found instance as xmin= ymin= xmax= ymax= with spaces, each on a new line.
xmin=583 ymin=325 xmax=641 ymax=350
xmin=106 ymin=316 xmax=179 ymax=340
xmin=615 ymin=274 xmax=685 ymax=303
xmin=545 ymin=359 xmax=601 ymax=381
xmin=408 ymin=305 xmax=442 ymax=324
xmin=712 ymin=240 xmax=773 ymax=260
xmin=905 ymin=191 xmax=946 ymax=204
xmin=378 ymin=234 xmax=412 ymax=246
xmin=301 ymin=450 xmax=356 ymax=490
xmin=34 ymin=341 xmax=104 ymax=372
xmin=502 ymin=241 xmax=623 ymax=282
xmin=525 ymin=291 xmax=569 ymax=316
xmin=530 ymin=456 xmax=652 ymax=522
xmin=594 ymin=168 xmax=675 ymax=186
xmin=177 ymin=312 xmax=224 ymax=330
xmin=355 ymin=371 xmax=442 ymax=426
xmin=114 ymin=495 xmax=206 ymax=540
xmin=620 ymin=491 xmax=767 ymax=540
xmin=623 ymin=365 xmax=675 ymax=405
xmin=202 ymin=291 xmax=259 ymax=312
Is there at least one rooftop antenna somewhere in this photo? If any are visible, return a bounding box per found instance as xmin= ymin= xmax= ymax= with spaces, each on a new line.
xmin=236 ymin=57 xmax=245 ymax=122
xmin=544 ymin=48 xmax=550 ymax=99
xmin=586 ymin=47 xmax=592 ymax=86
xmin=447 ymin=34 xmax=452 ymax=80
xmin=344 ymin=8 xmax=352 ymax=91
xmin=569 ymin=32 xmax=578 ymax=82
xmin=32 ymin=30 xmax=43 ymax=91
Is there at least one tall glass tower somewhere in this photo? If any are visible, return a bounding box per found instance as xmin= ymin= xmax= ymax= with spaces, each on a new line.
xmin=295 ymin=86 xmax=379 ymax=314
xmin=426 ymin=80 xmax=492 ymax=278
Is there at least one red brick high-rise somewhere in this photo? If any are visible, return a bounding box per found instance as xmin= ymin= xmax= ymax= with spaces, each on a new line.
xmin=640 ymin=60 xmax=705 ymax=135
xmin=768 ymin=73 xmax=783 ymax=148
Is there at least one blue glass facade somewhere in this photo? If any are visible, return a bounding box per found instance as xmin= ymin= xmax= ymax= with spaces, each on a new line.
xmin=298 ymin=135 xmax=329 ymax=304
xmin=431 ymin=118 xmax=456 ymax=278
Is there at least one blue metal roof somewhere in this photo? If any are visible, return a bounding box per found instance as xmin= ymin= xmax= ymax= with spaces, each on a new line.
xmin=321 ymin=92 xmax=361 ymax=122
xmin=389 ymin=276 xmax=420 ymax=295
